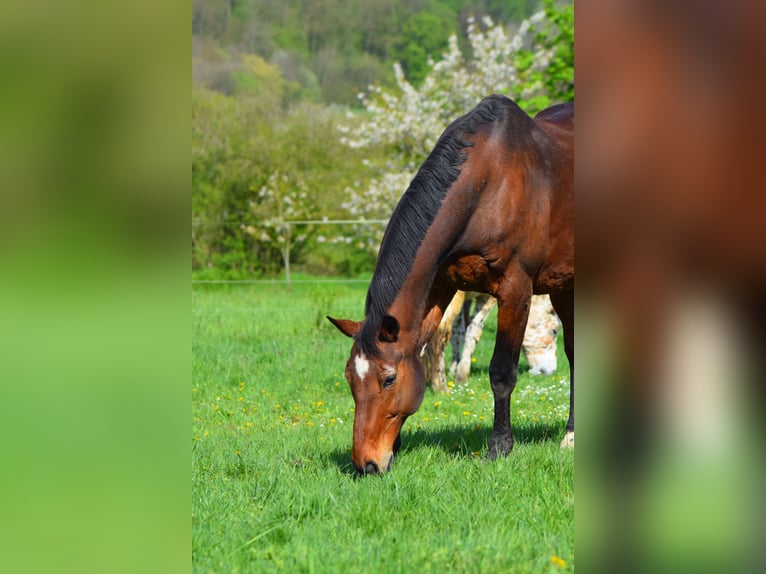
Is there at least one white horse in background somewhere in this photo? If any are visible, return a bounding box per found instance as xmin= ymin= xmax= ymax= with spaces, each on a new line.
xmin=422 ymin=292 xmax=560 ymax=392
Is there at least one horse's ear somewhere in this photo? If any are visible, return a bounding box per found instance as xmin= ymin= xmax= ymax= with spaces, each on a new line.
xmin=327 ymin=316 xmax=361 ymax=338
xmin=378 ymin=315 xmax=400 ymax=343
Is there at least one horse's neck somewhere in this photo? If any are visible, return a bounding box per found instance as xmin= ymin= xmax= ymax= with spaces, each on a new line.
xmin=388 ymin=268 xmax=455 ymax=352
xmin=389 ymin=196 xmax=475 ymax=349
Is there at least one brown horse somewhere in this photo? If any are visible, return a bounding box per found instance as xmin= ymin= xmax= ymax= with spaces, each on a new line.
xmin=328 ymin=95 xmax=574 ymax=475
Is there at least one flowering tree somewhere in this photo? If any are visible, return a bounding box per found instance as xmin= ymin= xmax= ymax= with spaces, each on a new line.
xmin=243 ymin=171 xmax=315 ymax=285
xmin=339 ymin=0 xmax=573 ymax=248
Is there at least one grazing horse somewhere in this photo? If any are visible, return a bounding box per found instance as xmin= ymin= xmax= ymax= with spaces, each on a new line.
xmin=328 ymin=95 xmax=574 ymax=475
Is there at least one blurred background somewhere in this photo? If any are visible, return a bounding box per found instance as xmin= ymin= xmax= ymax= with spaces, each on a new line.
xmin=577 ymin=0 xmax=765 ymax=572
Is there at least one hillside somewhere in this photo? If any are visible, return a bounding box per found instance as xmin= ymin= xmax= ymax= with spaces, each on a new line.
xmin=192 ymin=0 xmax=541 ymax=105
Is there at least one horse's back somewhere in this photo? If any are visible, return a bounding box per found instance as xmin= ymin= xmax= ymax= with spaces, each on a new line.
xmin=534 ymin=102 xmax=574 ymax=130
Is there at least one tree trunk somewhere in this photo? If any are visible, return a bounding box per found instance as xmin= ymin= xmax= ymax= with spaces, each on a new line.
xmin=282 ymin=227 xmax=291 ymax=290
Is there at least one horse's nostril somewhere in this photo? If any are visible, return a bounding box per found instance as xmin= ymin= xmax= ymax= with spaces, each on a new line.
xmin=364 ymin=460 xmax=380 ymax=474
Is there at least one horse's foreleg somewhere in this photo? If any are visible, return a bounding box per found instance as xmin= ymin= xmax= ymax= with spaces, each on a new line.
xmin=487 ymin=279 xmax=532 ymax=459
xmin=550 ymin=290 xmax=574 ymax=447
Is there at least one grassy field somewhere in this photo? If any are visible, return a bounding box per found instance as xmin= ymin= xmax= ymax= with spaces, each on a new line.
xmin=192 ymin=281 xmax=574 ymax=573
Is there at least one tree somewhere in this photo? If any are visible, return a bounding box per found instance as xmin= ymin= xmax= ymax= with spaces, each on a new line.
xmin=192 ymin=84 xmax=379 ymax=278
xmin=243 ymin=172 xmax=316 ymax=286
xmin=394 ymin=4 xmax=457 ymax=85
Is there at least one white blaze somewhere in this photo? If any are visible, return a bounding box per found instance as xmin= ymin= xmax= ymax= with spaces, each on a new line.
xmin=355 ymin=351 xmax=370 ymax=380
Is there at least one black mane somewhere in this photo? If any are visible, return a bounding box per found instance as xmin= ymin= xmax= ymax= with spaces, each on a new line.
xmin=359 ymin=95 xmax=524 ymax=356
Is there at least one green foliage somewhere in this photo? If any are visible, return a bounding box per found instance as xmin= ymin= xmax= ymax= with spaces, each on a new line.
xmin=192 ymin=0 xmax=546 ymax=106
xmin=233 ymin=54 xmax=293 ymax=103
xmin=394 ymin=3 xmax=457 ymax=85
xmin=515 ymin=0 xmax=574 ymax=111
xmin=192 ymin=86 xmax=381 ymax=278
xmin=193 ymin=284 xmax=574 ymax=572
xmin=307 ymin=284 xmax=339 ymax=330
xmin=301 ymin=237 xmax=378 ymax=279
xmin=488 ymin=0 xmax=541 ymax=23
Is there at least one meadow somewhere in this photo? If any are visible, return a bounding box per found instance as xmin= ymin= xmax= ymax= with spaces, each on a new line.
xmin=192 ymin=281 xmax=574 ymax=573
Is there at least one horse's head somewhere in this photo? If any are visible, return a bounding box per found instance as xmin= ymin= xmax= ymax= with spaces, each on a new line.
xmin=327 ymin=315 xmax=425 ymax=475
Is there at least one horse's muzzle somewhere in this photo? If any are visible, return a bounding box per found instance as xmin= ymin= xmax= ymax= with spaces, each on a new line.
xmin=354 ymin=452 xmax=394 ymax=476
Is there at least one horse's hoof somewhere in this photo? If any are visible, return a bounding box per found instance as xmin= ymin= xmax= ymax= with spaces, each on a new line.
xmin=560 ymin=430 xmax=574 ymax=448
xmin=486 ymin=435 xmax=514 ymax=460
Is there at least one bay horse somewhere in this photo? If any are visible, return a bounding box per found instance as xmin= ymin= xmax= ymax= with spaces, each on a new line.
xmin=328 ymin=95 xmax=573 ymax=475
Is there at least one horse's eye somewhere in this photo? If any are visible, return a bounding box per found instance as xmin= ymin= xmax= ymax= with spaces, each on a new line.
xmin=383 ymin=375 xmax=396 ymax=388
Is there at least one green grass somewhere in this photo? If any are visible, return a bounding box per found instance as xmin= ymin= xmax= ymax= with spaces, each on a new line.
xmin=193 ymin=282 xmax=573 ymax=573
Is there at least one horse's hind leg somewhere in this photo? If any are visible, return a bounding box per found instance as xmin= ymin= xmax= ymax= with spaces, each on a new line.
xmin=487 ymin=277 xmax=532 ymax=459
xmin=550 ymin=290 xmax=574 ymax=447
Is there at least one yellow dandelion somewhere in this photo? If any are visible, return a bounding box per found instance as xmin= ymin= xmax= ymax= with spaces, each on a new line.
xmin=433 ymin=401 xmax=441 ymax=408
xmin=245 ymin=421 xmax=253 ymax=428
xmin=463 ymin=411 xmax=471 ymax=416
xmin=447 ymin=381 xmax=454 ymax=388
xmin=237 ymin=396 xmax=244 ymax=402
xmin=306 ymin=421 xmax=315 ymax=426
xmin=471 ymin=357 xmax=477 ymax=363
xmin=550 ymin=556 xmax=566 ymax=568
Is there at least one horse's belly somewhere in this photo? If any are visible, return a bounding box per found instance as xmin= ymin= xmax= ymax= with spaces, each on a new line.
xmin=534 ymin=261 xmax=574 ymax=293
